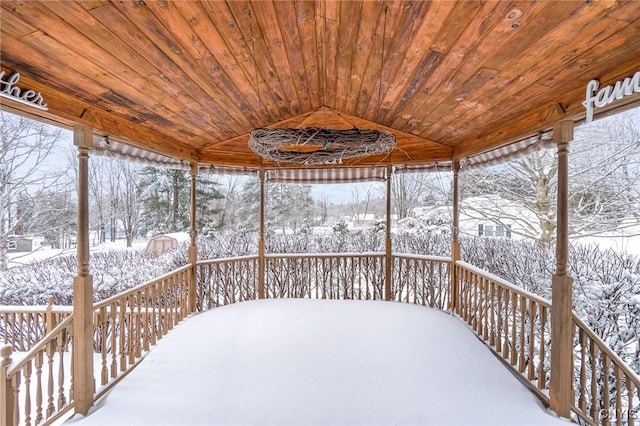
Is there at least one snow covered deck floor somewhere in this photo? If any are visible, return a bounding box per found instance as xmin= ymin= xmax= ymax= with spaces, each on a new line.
xmin=68 ymin=299 xmax=567 ymax=425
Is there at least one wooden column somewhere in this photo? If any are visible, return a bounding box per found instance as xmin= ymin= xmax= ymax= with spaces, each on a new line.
xmin=384 ymin=165 xmax=393 ymax=301
xmin=450 ymin=161 xmax=461 ymax=312
xmin=549 ymin=120 xmax=574 ymax=418
xmin=188 ymin=162 xmax=198 ymax=313
xmin=258 ymin=168 xmax=266 ymax=299
xmin=73 ymin=125 xmax=94 ymax=415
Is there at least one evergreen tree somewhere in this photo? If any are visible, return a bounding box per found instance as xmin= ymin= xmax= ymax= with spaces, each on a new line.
xmin=138 ymin=167 xmax=224 ymax=236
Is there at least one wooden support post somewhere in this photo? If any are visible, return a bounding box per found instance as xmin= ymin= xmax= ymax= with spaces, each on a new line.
xmin=385 ymin=165 xmax=393 ymax=301
xmin=258 ymin=169 xmax=266 ymax=299
xmin=549 ymin=120 xmax=574 ymax=419
xmin=1 ymin=345 xmax=14 ymax=426
xmin=450 ymin=161 xmax=461 ymax=312
xmin=45 ymin=295 xmax=56 ymax=334
xmin=73 ymin=126 xmax=94 ymax=415
xmin=188 ymin=162 xmax=198 ymax=313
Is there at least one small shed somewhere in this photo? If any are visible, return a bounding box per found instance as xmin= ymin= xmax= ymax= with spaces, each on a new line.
xmin=145 ymin=235 xmax=178 ymax=256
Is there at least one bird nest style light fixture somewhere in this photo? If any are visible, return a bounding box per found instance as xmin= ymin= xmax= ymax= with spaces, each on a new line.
xmin=248 ymin=127 xmax=396 ymax=165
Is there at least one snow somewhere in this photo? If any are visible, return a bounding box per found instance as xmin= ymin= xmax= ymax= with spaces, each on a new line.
xmin=67 ymin=299 xmax=567 ymax=426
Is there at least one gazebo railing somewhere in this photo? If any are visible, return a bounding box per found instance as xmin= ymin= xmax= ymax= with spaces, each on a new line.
xmin=0 ymin=299 xmax=72 ymax=352
xmin=454 ymin=260 xmax=640 ymax=426
xmin=0 ymin=265 xmax=191 ymax=426
xmin=572 ymin=315 xmax=640 ymax=426
xmin=91 ymin=265 xmax=191 ymax=400
xmin=1 ymin=315 xmax=74 ymax=426
xmin=2 ymin=254 xmax=639 ymax=426
xmin=264 ymin=253 xmax=386 ymax=300
xmin=393 ymin=254 xmax=450 ymax=309
xmin=195 ymin=255 xmax=259 ymax=310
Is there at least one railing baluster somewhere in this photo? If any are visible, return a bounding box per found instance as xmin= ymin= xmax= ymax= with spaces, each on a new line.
xmin=510 ymin=291 xmax=517 ymax=366
xmin=528 ymin=300 xmax=536 ymax=381
xmin=614 ymin=364 xmax=622 ymax=426
xmin=590 ymin=338 xmax=599 ymax=422
xmin=56 ymin=332 xmax=66 ymax=409
xmin=502 ymin=289 xmax=510 ymax=360
xmin=489 ymin=280 xmax=496 ymax=348
xmin=538 ymin=306 xmax=547 ymax=390
xmin=603 ymin=353 xmax=611 ymax=426
xmin=518 ymin=294 xmax=525 ymax=372
xmin=473 ymin=272 xmax=479 ymax=331
xmin=24 ymin=359 xmax=32 ymax=426
xmin=12 ymin=372 xmax=21 ymax=426
xmin=627 ymin=380 xmax=635 ymax=426
xmin=578 ymin=328 xmax=587 ymax=413
xmin=99 ymin=307 xmax=108 ymax=385
xmin=35 ymin=351 xmax=43 ymax=424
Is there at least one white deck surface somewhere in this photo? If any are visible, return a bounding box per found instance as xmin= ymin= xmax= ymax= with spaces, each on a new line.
xmin=68 ymin=299 xmax=568 ymax=425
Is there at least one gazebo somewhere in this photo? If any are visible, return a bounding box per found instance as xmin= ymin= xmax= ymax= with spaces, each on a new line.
xmin=1 ymin=1 xmax=639 ymax=425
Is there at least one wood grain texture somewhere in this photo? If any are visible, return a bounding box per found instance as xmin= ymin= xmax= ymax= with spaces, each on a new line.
xmin=1 ymin=0 xmax=639 ymax=168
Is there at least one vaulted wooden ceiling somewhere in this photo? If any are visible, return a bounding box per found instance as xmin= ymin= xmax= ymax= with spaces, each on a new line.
xmin=1 ymin=0 xmax=639 ymax=169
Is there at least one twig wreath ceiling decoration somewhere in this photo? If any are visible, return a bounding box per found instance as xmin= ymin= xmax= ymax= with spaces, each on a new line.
xmin=249 ymin=127 xmax=396 ymax=165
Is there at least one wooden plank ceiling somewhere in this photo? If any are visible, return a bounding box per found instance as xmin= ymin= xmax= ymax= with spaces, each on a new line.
xmin=1 ymin=0 xmax=639 ymax=169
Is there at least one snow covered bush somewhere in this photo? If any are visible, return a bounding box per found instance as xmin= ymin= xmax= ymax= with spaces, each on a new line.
xmin=0 ymin=248 xmax=183 ymax=305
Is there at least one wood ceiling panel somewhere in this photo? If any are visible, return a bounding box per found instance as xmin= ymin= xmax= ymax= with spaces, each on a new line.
xmin=333 ymin=0 xmax=363 ymax=113
xmin=445 ymin=19 xmax=640 ymax=146
xmin=271 ymin=1 xmax=313 ymax=113
xmin=2 ymin=1 xmax=219 ymax=143
xmin=141 ymin=1 xmax=255 ymax=132
xmin=293 ymin=0 xmax=322 ymax=108
xmin=225 ymin=0 xmax=299 ymax=118
xmin=168 ymin=1 xmax=261 ymax=127
xmin=1 ymin=0 xmax=639 ymax=170
xmin=104 ymin=1 xmax=243 ymax=139
xmin=257 ymin=1 xmax=306 ymax=114
xmin=201 ymin=1 xmax=283 ymax=124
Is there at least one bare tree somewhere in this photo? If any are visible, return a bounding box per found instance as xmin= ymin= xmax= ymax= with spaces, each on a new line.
xmin=0 ymin=111 xmax=65 ymax=270
xmin=460 ymin=108 xmax=640 ymax=244
xmin=117 ymin=160 xmax=141 ymax=247
xmin=349 ymin=183 xmax=383 ymax=224
xmin=392 ymin=172 xmax=449 ymax=220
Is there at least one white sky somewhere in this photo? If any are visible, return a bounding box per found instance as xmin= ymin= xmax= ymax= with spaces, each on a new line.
xmin=67 ymin=299 xmax=568 ymax=426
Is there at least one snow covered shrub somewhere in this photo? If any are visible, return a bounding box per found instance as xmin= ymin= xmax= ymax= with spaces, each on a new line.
xmin=197 ymin=230 xmax=257 ymax=260
xmin=0 ymin=248 xmax=185 ymax=305
xmin=393 ymin=230 xmax=451 ymax=257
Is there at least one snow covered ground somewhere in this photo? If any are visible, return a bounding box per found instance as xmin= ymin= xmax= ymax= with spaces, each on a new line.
xmin=67 ymin=299 xmax=567 ymax=426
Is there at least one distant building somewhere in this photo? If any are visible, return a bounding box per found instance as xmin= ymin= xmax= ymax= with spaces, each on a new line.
xmin=7 ymin=236 xmax=38 ymax=253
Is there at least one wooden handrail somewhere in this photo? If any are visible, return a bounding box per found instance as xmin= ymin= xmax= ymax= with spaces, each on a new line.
xmin=456 ymin=260 xmax=552 ymax=308
xmin=93 ymin=265 xmax=192 ymax=310
xmin=572 ymin=314 xmax=640 ymax=389
xmin=3 ymin=314 xmax=74 ymax=426
xmin=265 ymin=252 xmax=384 ymax=259
xmin=6 ymin=316 xmax=73 ymax=377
